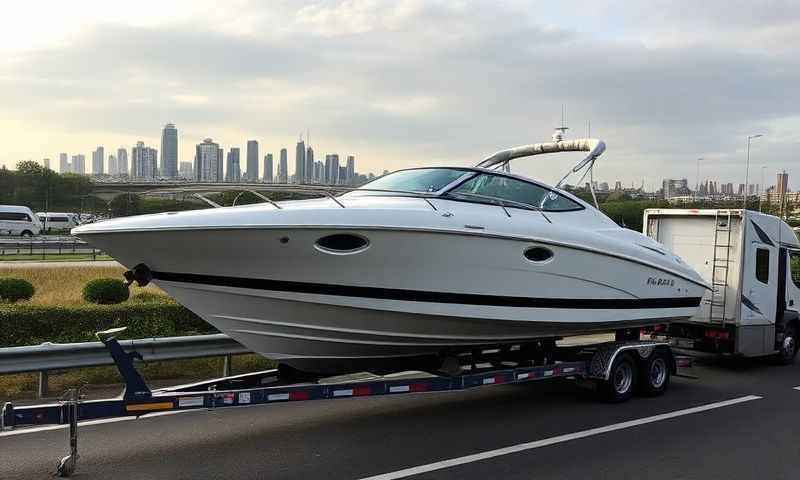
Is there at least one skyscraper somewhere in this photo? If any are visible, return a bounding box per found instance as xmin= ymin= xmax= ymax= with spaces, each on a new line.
xmin=108 ymin=155 xmax=117 ymax=176
xmin=295 ymin=138 xmax=306 ymax=184
xmin=326 ymin=154 xmax=340 ymax=185
xmin=131 ymin=141 xmax=158 ymax=180
xmin=160 ymin=123 xmax=178 ymax=178
xmin=217 ymin=147 xmax=224 ymax=182
xmin=117 ymin=147 xmax=128 ymax=177
xmin=92 ymin=146 xmax=105 ymax=175
xmin=59 ymin=153 xmax=69 ymax=173
xmin=279 ymin=148 xmax=288 ymax=183
xmin=71 ymin=154 xmax=86 ymax=175
xmin=346 ymin=155 xmax=355 ymax=185
xmin=246 ymin=140 xmax=259 ymax=182
xmin=226 ymin=147 xmax=241 ymax=182
xmin=263 ymin=153 xmax=273 ymax=183
xmin=195 ymin=138 xmax=222 ymax=182
xmin=179 ymin=161 xmax=193 ymax=179
xmin=777 ymin=171 xmax=789 ymax=198
xmin=43 ymin=158 xmax=50 ymax=170
xmin=306 ymin=146 xmax=314 ymax=184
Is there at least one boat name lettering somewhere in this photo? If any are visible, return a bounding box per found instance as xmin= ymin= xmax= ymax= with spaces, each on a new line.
xmin=646 ymin=277 xmax=675 ymax=287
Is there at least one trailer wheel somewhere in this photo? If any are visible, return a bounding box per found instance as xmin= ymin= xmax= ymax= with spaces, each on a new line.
xmin=599 ymin=352 xmax=637 ymax=403
xmin=638 ymin=349 xmax=671 ymax=396
xmin=775 ymin=326 xmax=798 ymax=365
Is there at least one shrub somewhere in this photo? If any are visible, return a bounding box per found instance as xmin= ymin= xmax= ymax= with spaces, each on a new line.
xmin=129 ymin=291 xmax=165 ymax=303
xmin=83 ymin=278 xmax=130 ymax=304
xmin=0 ymin=303 xmax=214 ymax=347
xmin=0 ymin=278 xmax=35 ymax=303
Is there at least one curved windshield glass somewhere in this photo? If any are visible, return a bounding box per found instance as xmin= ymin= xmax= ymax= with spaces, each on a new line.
xmin=359 ymin=168 xmax=471 ymax=193
xmin=448 ymin=173 xmax=582 ymax=212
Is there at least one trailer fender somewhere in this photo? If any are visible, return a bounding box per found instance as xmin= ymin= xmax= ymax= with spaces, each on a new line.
xmin=588 ymin=341 xmax=673 ymax=381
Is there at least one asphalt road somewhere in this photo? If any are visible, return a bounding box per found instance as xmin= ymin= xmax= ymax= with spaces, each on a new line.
xmin=2 ymin=357 xmax=799 ymax=480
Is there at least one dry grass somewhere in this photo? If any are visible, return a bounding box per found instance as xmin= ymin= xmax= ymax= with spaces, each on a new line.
xmin=0 ymin=265 xmax=168 ymax=305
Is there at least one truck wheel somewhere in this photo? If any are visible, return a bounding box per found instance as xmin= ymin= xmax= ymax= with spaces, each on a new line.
xmin=775 ymin=327 xmax=798 ymax=365
xmin=599 ymin=352 xmax=637 ymax=403
xmin=20 ymin=230 xmax=33 ymax=237
xmin=638 ymin=349 xmax=671 ymax=396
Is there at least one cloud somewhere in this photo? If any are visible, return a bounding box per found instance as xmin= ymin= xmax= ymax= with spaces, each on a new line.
xmin=0 ymin=0 xmax=799 ymax=189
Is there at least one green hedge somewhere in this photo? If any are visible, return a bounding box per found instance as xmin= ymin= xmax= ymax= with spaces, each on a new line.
xmin=0 ymin=302 xmax=215 ymax=347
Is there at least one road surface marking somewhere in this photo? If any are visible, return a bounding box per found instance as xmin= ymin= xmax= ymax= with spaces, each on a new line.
xmin=359 ymin=395 xmax=762 ymax=480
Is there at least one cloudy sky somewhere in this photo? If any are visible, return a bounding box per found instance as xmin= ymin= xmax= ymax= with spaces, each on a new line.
xmin=2 ymin=0 xmax=798 ymax=189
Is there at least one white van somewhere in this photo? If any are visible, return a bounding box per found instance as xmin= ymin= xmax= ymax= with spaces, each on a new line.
xmin=0 ymin=205 xmax=43 ymax=237
xmin=37 ymin=212 xmax=81 ymax=233
xmin=643 ymin=208 xmax=800 ymax=363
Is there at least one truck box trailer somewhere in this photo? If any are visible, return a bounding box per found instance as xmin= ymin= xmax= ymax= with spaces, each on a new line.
xmin=643 ymin=208 xmax=800 ymax=362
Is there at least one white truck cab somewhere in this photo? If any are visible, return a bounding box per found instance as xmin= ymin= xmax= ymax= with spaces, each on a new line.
xmin=643 ymin=208 xmax=800 ymax=363
xmin=0 ymin=205 xmax=43 ymax=237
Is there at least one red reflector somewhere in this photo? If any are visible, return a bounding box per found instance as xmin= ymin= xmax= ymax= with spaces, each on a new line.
xmin=353 ymin=387 xmax=371 ymax=396
xmin=410 ymin=383 xmax=429 ymax=392
xmin=289 ymin=391 xmax=310 ymax=401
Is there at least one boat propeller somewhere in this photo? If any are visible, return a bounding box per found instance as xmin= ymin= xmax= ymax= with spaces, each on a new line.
xmin=123 ymin=263 xmax=153 ymax=287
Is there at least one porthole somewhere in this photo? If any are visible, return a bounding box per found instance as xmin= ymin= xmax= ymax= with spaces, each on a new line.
xmin=315 ymin=233 xmax=369 ymax=254
xmin=524 ymin=246 xmax=553 ymax=263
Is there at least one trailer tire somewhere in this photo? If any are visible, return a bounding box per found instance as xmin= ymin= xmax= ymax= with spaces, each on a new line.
xmin=638 ymin=349 xmax=671 ymax=396
xmin=599 ymin=352 xmax=637 ymax=403
xmin=774 ymin=326 xmax=798 ymax=365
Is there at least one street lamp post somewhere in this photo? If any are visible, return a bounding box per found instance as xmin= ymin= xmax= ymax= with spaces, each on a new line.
xmin=743 ymin=134 xmax=764 ymax=210
xmin=759 ymin=165 xmax=767 ymax=212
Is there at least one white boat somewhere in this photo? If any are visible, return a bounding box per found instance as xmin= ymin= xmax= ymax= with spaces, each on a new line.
xmin=73 ymin=131 xmax=709 ymax=374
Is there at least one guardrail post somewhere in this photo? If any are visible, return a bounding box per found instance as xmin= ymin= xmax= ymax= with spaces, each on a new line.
xmin=223 ymin=354 xmax=232 ymax=377
xmin=38 ymin=370 xmax=49 ymax=398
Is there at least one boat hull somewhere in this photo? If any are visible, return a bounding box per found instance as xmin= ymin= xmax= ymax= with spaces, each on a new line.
xmin=79 ymin=226 xmax=705 ymax=373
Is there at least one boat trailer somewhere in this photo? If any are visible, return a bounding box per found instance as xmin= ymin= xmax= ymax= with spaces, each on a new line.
xmin=1 ymin=328 xmax=691 ymax=477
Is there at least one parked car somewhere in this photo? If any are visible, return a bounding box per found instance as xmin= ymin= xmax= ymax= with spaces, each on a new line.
xmin=0 ymin=205 xmax=43 ymax=237
xmin=36 ymin=212 xmax=81 ymax=233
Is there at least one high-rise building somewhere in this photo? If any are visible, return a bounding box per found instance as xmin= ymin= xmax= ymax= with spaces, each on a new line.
xmin=226 ymin=148 xmax=241 ymax=182
xmin=59 ymin=153 xmax=69 ymax=173
xmin=346 ymin=155 xmax=355 ymax=185
xmin=263 ymin=153 xmax=273 ymax=183
xmin=179 ymin=161 xmax=193 ymax=179
xmin=217 ymin=147 xmax=224 ymax=181
xmin=306 ymin=146 xmax=314 ymax=184
xmin=43 ymin=158 xmax=51 ymax=170
xmin=279 ymin=148 xmax=288 ymax=183
xmin=777 ymin=171 xmax=789 ymax=198
xmin=131 ymin=141 xmax=158 ymax=180
xmin=160 ymin=123 xmax=178 ymax=178
xmin=71 ymin=154 xmax=86 ymax=175
xmin=295 ymin=138 xmax=306 ymax=184
xmin=91 ymin=146 xmax=105 ymax=175
xmin=246 ymin=140 xmax=259 ymax=182
xmin=326 ymin=154 xmax=340 ymax=185
xmin=195 ymin=138 xmax=222 ymax=182
xmin=108 ymin=155 xmax=117 ymax=176
xmin=117 ymin=147 xmax=128 ymax=177
xmin=661 ymin=178 xmax=689 ymax=199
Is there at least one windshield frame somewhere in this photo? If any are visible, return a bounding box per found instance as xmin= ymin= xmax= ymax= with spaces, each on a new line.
xmin=355 ymin=167 xmax=477 ymax=195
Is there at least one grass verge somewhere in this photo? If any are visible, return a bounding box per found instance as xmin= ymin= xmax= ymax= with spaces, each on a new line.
xmin=0 ymin=254 xmax=113 ymax=262
xmin=0 ymin=354 xmax=275 ymax=401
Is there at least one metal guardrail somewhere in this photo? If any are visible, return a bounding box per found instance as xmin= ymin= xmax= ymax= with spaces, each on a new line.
xmin=0 ymin=236 xmax=102 ymax=259
xmin=0 ymin=334 xmax=249 ymax=397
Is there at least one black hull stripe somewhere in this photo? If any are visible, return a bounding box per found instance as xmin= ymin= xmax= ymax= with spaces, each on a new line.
xmin=152 ymin=271 xmax=702 ymax=310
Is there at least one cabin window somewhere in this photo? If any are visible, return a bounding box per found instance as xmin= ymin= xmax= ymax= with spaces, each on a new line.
xmin=790 ymin=253 xmax=800 ymax=288
xmin=315 ymin=234 xmax=369 ymax=254
xmin=755 ymin=248 xmax=770 ymax=284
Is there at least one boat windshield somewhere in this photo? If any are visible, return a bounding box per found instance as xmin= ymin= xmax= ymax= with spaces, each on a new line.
xmin=447 ymin=173 xmax=583 ymax=212
xmin=358 ymin=168 xmax=471 ymax=193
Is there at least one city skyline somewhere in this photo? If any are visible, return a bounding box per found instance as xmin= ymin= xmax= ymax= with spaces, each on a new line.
xmin=2 ymin=2 xmax=799 ymax=190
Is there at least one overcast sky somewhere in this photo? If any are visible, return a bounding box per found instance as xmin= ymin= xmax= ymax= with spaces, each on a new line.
xmin=1 ymin=0 xmax=798 ymax=189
